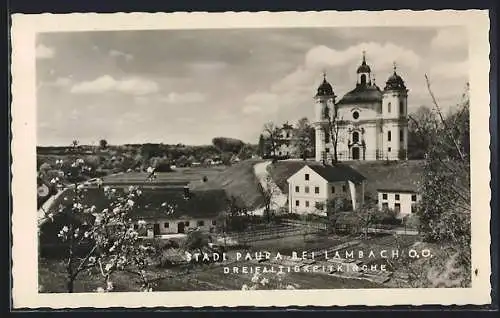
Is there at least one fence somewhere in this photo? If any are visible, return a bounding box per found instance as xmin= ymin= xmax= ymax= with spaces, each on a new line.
xmin=221 ymin=219 xmax=326 ymax=245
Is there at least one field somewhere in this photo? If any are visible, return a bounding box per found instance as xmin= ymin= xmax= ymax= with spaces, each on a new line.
xmin=102 ymin=167 xmax=227 ymax=187
xmin=191 ymin=159 xmax=266 ymax=209
xmin=41 ymin=232 xmax=420 ymax=293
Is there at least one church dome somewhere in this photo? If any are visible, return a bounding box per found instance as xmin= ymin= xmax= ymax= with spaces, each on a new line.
xmin=316 ymin=74 xmax=334 ymax=97
xmin=337 ymin=84 xmax=383 ymax=106
xmin=384 ymin=64 xmax=407 ymax=91
xmin=356 ymin=52 xmax=371 ymax=74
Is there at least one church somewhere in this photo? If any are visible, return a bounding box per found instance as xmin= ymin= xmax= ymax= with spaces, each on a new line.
xmin=313 ymin=52 xmax=409 ymax=162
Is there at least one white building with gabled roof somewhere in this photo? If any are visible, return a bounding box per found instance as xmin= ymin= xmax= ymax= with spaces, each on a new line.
xmin=286 ymin=163 xmax=367 ymax=215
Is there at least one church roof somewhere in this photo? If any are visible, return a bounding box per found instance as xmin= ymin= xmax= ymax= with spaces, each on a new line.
xmin=336 ymin=84 xmax=383 ymax=106
xmin=384 ymin=63 xmax=407 ymax=92
xmin=315 ymin=74 xmax=335 ymax=97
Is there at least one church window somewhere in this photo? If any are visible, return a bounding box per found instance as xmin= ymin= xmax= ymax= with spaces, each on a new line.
xmin=325 ymin=148 xmax=330 ymax=153
xmin=352 ymin=111 xmax=359 ymax=120
xmin=305 ymin=186 xmax=310 ymax=193
xmin=305 ymin=174 xmax=310 ymax=181
xmin=388 ymin=147 xmax=392 ymax=152
xmin=295 ymin=200 xmax=300 ymax=207
xmin=388 ymin=102 xmax=392 ymax=113
xmin=399 ymin=101 xmax=404 ymax=114
xmin=305 ymin=201 xmax=310 ymax=208
xmin=400 ymin=129 xmax=404 ymax=142
xmin=353 ymin=131 xmax=360 ymax=143
xmin=387 ymin=131 xmax=392 ymax=142
xmin=315 ymin=187 xmax=320 ymax=194
xmin=360 ymin=74 xmax=367 ymax=85
xmin=295 ymin=186 xmax=299 ymax=193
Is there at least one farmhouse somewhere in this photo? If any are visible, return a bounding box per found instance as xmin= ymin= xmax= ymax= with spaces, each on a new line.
xmin=377 ymin=188 xmax=421 ymax=216
xmin=129 ymin=188 xmax=228 ymax=237
xmin=286 ymin=163 xmax=367 ymax=215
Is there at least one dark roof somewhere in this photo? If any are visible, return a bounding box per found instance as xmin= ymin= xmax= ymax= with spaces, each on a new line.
xmin=48 ymin=187 xmax=229 ymax=220
xmin=337 ymin=84 xmax=383 ymax=106
xmin=307 ymin=164 xmax=366 ymax=183
xmin=316 ymin=77 xmax=335 ymax=97
xmin=384 ymin=71 xmax=407 ymax=92
xmin=131 ymin=188 xmax=228 ymax=220
xmin=377 ymin=188 xmax=417 ymax=193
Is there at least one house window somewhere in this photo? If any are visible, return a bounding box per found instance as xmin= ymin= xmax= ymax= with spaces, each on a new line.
xmin=395 ymin=203 xmax=401 ymax=213
xmin=331 ymin=186 xmax=336 ymax=193
xmin=212 ymin=220 xmax=217 ymax=226
xmin=325 ymin=148 xmax=330 ymax=153
xmin=315 ymin=187 xmax=320 ymax=194
xmin=305 ymin=186 xmax=310 ymax=193
xmin=342 ymin=185 xmax=347 ymax=192
xmin=388 ymin=131 xmax=392 ymax=141
xmin=197 ymin=220 xmax=205 ymax=226
xmin=295 ymin=186 xmax=299 ymax=193
xmin=305 ymin=174 xmax=310 ymax=181
xmin=325 ymin=131 xmax=330 ymax=143
xmin=382 ymin=202 xmax=389 ymax=210
xmin=388 ymin=102 xmax=392 ymax=113
xmin=353 ymin=111 xmax=360 ymax=120
xmin=388 ymin=147 xmax=392 ymax=152
xmin=382 ymin=193 xmax=388 ymax=200
xmin=400 ymin=129 xmax=404 ymax=142
xmin=411 ymin=204 xmax=417 ymax=214
xmin=164 ymin=222 xmax=169 ymax=228
xmin=185 ymin=221 xmax=190 ymax=227
xmin=395 ymin=194 xmax=400 ymax=201
xmin=305 ymin=201 xmax=310 ymax=208
xmin=295 ymin=200 xmax=300 ymax=207
xmin=411 ymin=194 xmax=417 ymax=202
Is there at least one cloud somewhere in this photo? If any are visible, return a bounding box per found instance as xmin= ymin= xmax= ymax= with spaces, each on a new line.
xmin=70 ymin=75 xmax=159 ymax=95
xmin=242 ymin=92 xmax=280 ymax=114
xmin=430 ymin=28 xmax=467 ymax=51
xmin=109 ymin=49 xmax=134 ymax=61
xmin=429 ymin=60 xmax=468 ymax=79
xmin=243 ymin=42 xmax=421 ymax=116
xmin=159 ymin=92 xmax=206 ymax=104
xmin=188 ymin=61 xmax=227 ymax=72
xmin=305 ymin=42 xmax=421 ymax=71
xmin=36 ymin=44 xmax=55 ymax=59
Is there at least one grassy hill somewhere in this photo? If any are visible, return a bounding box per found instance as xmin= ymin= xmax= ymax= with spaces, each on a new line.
xmin=267 ymin=159 xmax=425 ymax=199
xmin=190 ymin=159 xmax=265 ymax=210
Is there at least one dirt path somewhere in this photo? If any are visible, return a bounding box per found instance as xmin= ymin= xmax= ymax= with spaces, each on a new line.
xmin=251 ymin=161 xmax=288 ymax=215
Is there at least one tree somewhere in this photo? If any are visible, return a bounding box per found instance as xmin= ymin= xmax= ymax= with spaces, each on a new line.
xmin=262 ymin=122 xmax=281 ymax=157
xmin=99 ymin=139 xmax=108 ymax=149
xmin=212 ymin=137 xmax=245 ymax=154
xmin=259 ymin=175 xmax=280 ymax=222
xmin=183 ymin=230 xmax=210 ymax=257
xmin=38 ymin=159 xmax=162 ymax=293
xmin=408 ymin=106 xmax=437 ymax=159
xmin=291 ymin=117 xmax=314 ymax=160
xmin=257 ymin=134 xmax=267 ymax=157
xmin=354 ymin=203 xmax=386 ymax=237
xmin=323 ymin=106 xmax=343 ymax=164
xmin=325 ymin=198 xmax=345 ymax=234
xmin=415 ymin=76 xmax=471 ymax=285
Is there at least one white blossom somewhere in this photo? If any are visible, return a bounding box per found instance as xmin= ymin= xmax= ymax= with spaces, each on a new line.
xmin=112 ymin=207 xmax=121 ymax=214
xmin=62 ymin=226 xmax=69 ymax=232
xmin=103 ymin=186 xmax=110 ymax=192
xmin=138 ymin=220 xmax=146 ymax=225
xmin=105 ymin=263 xmax=113 ymax=271
xmin=241 ymin=284 xmax=249 ymax=290
xmin=50 ymin=178 xmax=57 ymax=184
xmin=146 ymin=167 xmax=154 ymax=173
xmin=90 ymin=205 xmax=97 ymax=213
xmin=127 ymin=199 xmax=135 ymax=207
xmin=260 ymin=278 xmax=269 ymax=286
xmin=77 ymin=184 xmax=84 ymax=190
xmin=96 ymin=287 xmax=105 ymax=293
xmin=106 ymin=280 xmax=114 ymax=291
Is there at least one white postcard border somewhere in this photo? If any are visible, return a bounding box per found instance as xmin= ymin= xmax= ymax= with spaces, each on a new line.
xmin=11 ymin=10 xmax=492 ymax=308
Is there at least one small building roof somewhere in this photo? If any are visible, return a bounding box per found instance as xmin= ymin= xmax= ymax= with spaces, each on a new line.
xmin=376 ymin=188 xmax=418 ymax=194
xmin=288 ymin=163 xmax=366 ymax=184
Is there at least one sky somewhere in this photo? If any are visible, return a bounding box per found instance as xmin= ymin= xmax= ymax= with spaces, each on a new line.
xmin=36 ymin=26 xmax=469 ymax=146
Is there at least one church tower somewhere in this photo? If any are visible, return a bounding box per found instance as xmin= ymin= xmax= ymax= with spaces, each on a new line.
xmin=313 ymin=72 xmax=336 ymax=163
xmin=381 ymin=63 xmax=409 ymax=160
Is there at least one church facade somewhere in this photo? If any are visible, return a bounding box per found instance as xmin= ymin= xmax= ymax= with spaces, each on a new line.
xmin=313 ymin=53 xmax=409 ymax=162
